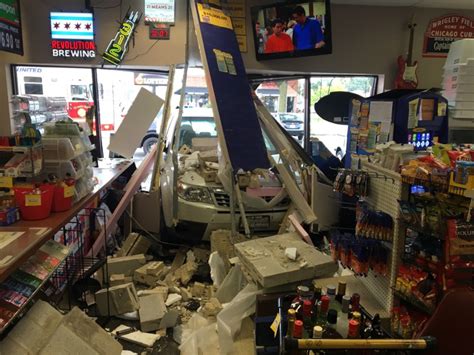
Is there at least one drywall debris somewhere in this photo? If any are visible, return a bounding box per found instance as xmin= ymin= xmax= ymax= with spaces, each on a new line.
xmin=159 ymin=310 xmax=180 ymax=329
xmin=192 ymin=282 xmax=206 ymax=298
xmin=180 ymin=287 xmax=192 ymax=301
xmin=107 ymin=254 xmax=146 ymax=276
xmin=201 ymin=298 xmax=223 ymax=318
xmin=117 ymin=233 xmax=151 ymax=257
xmin=95 ymin=283 xmax=139 ymax=316
xmin=165 ymin=293 xmax=183 ymax=307
xmin=110 ymin=274 xmax=133 ymax=287
xmin=285 ymin=247 xmax=298 ymax=261
xmin=139 ymin=294 xmax=167 ymax=332
xmin=174 ymin=260 xmax=198 ymax=286
xmin=113 ymin=325 xmax=160 ymax=348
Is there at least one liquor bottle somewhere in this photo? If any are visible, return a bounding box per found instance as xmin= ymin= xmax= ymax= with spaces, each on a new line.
xmin=326 ymin=285 xmax=336 ymax=302
xmin=326 ymin=284 xmax=340 ymax=312
xmin=347 ymin=318 xmax=360 ymax=339
xmin=323 ymin=309 xmax=343 ymax=339
xmin=335 ymin=281 xmax=346 ymax=303
xmin=287 ymin=309 xmax=296 ymax=337
xmin=317 ymin=295 xmax=330 ymax=326
xmin=293 ymin=285 xmax=311 ymax=320
xmin=351 ymin=293 xmax=361 ymax=312
xmin=313 ymin=325 xmax=323 ymax=339
xmin=313 ymin=285 xmax=322 ymax=303
xmin=293 ymin=320 xmax=304 ymax=339
xmin=302 ymin=299 xmax=313 ymax=333
xmin=335 ymin=295 xmax=351 ymax=338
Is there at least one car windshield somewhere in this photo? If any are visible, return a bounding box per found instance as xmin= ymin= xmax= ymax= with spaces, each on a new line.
xmin=279 ymin=114 xmax=300 ymax=122
xmin=178 ymin=116 xmax=217 ymax=149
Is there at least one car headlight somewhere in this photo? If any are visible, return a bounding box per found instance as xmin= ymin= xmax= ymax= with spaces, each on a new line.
xmin=177 ymin=182 xmax=213 ymax=204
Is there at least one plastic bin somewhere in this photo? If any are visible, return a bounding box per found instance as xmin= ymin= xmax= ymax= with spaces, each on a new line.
xmin=42 ymin=160 xmax=83 ymax=180
xmin=14 ymin=185 xmax=54 ymax=220
xmin=43 ymin=122 xmax=82 ymax=137
xmin=52 ymin=183 xmax=75 ymax=212
xmin=42 ymin=137 xmax=80 ymax=161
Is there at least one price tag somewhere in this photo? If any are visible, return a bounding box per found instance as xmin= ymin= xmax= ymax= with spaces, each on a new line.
xmin=25 ymin=194 xmax=42 ymax=207
xmin=270 ymin=313 xmax=281 ymax=338
xmin=0 ymin=176 xmax=13 ymax=188
xmin=64 ymin=185 xmax=75 ymax=198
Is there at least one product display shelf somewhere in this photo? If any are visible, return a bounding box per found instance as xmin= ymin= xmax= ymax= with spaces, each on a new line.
xmin=360 ymin=161 xmax=407 ymax=313
xmin=0 ymin=240 xmax=70 ymax=333
xmin=0 ymin=143 xmax=43 ymax=178
xmin=392 ymin=290 xmax=435 ymax=316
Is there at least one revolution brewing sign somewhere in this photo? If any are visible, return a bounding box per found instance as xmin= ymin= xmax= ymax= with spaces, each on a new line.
xmin=423 ymin=14 xmax=474 ymax=57
xmin=0 ymin=0 xmax=23 ymax=55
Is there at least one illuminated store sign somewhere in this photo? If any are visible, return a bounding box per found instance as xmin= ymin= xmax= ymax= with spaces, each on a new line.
xmin=50 ymin=12 xmax=96 ymax=58
xmin=0 ymin=0 xmax=23 ymax=55
xmin=102 ymin=10 xmax=140 ymax=66
xmin=144 ymin=0 xmax=175 ymax=24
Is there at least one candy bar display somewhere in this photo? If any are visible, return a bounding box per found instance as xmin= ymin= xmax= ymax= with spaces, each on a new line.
xmin=330 ymin=231 xmax=389 ymax=277
xmin=356 ymin=202 xmax=394 ymax=240
xmin=394 ymin=264 xmax=440 ymax=315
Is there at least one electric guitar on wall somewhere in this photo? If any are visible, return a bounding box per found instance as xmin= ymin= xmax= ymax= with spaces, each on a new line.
xmin=395 ymin=20 xmax=418 ymax=89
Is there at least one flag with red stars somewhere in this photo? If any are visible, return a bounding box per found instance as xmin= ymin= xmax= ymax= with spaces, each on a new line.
xmin=50 ymin=12 xmax=94 ymax=40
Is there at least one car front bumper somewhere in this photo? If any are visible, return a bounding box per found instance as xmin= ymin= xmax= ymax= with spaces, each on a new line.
xmin=176 ymin=198 xmax=287 ymax=241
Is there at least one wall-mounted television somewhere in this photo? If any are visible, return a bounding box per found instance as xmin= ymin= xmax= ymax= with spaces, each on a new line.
xmin=251 ymin=0 xmax=332 ymax=61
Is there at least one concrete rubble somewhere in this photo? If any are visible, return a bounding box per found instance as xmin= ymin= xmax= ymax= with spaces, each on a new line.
xmin=95 ymin=283 xmax=140 ymax=316
xmin=138 ymin=294 xmax=167 ymax=332
xmin=0 ymin=300 xmax=122 ymax=354
xmin=112 ymin=325 xmax=161 ymax=348
xmin=2 ymin=228 xmax=332 ymax=354
xmin=116 ymin=232 xmax=151 ymax=257
xmin=107 ymin=254 xmax=147 ymax=276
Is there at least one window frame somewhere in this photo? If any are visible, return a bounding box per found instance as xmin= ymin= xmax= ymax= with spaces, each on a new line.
xmin=250 ymin=73 xmax=380 ymax=154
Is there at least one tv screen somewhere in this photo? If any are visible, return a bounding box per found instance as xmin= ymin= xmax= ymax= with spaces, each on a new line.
xmin=251 ymin=0 xmax=332 ymax=61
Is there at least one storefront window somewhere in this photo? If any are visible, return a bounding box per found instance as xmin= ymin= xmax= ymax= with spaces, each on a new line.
xmin=310 ymin=76 xmax=377 ymax=159
xmin=255 ymin=79 xmax=306 ymax=146
xmin=96 ymin=69 xmax=168 ymax=158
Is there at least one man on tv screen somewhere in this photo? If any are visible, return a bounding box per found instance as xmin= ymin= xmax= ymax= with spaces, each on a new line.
xmin=264 ymin=18 xmax=294 ymax=54
xmin=292 ymin=6 xmax=325 ymax=50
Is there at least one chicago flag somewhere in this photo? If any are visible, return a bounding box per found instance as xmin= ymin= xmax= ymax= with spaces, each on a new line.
xmin=50 ymin=12 xmax=94 ymax=40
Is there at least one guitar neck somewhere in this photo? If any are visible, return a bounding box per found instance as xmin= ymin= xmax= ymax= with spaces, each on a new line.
xmin=407 ymin=25 xmax=415 ymax=66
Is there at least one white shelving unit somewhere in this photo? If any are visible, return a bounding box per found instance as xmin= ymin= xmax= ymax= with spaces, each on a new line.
xmin=360 ymin=161 xmax=408 ymax=312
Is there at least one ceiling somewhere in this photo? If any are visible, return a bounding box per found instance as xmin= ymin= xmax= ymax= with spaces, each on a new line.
xmin=332 ymin=0 xmax=474 ymax=10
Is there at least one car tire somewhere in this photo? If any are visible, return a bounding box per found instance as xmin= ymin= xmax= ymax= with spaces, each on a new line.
xmin=142 ymin=135 xmax=158 ymax=154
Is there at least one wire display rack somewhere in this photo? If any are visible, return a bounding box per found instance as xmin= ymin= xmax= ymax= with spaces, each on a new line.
xmin=47 ymin=208 xmax=110 ymax=310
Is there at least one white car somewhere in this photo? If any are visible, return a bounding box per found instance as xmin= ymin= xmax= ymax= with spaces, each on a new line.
xmin=160 ymin=108 xmax=290 ymax=241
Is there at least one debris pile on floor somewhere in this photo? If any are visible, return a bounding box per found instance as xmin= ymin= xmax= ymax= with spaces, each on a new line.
xmin=2 ymin=229 xmax=338 ymax=354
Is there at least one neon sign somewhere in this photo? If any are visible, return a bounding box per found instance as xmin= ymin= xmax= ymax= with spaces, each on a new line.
xmin=50 ymin=12 xmax=96 ymax=58
xmin=102 ymin=10 xmax=140 ymax=66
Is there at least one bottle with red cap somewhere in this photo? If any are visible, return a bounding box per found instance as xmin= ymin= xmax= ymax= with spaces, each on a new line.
xmin=293 ymin=319 xmax=304 ymax=339
xmin=347 ymin=318 xmax=360 ymax=339
xmin=316 ymin=295 xmax=330 ymax=327
xmin=302 ymin=299 xmax=313 ymax=334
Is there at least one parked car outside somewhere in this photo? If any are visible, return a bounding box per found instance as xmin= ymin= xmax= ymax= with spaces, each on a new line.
xmin=273 ymin=112 xmax=304 ymax=140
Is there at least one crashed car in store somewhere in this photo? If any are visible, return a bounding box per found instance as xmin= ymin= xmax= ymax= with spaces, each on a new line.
xmin=160 ymin=103 xmax=339 ymax=242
